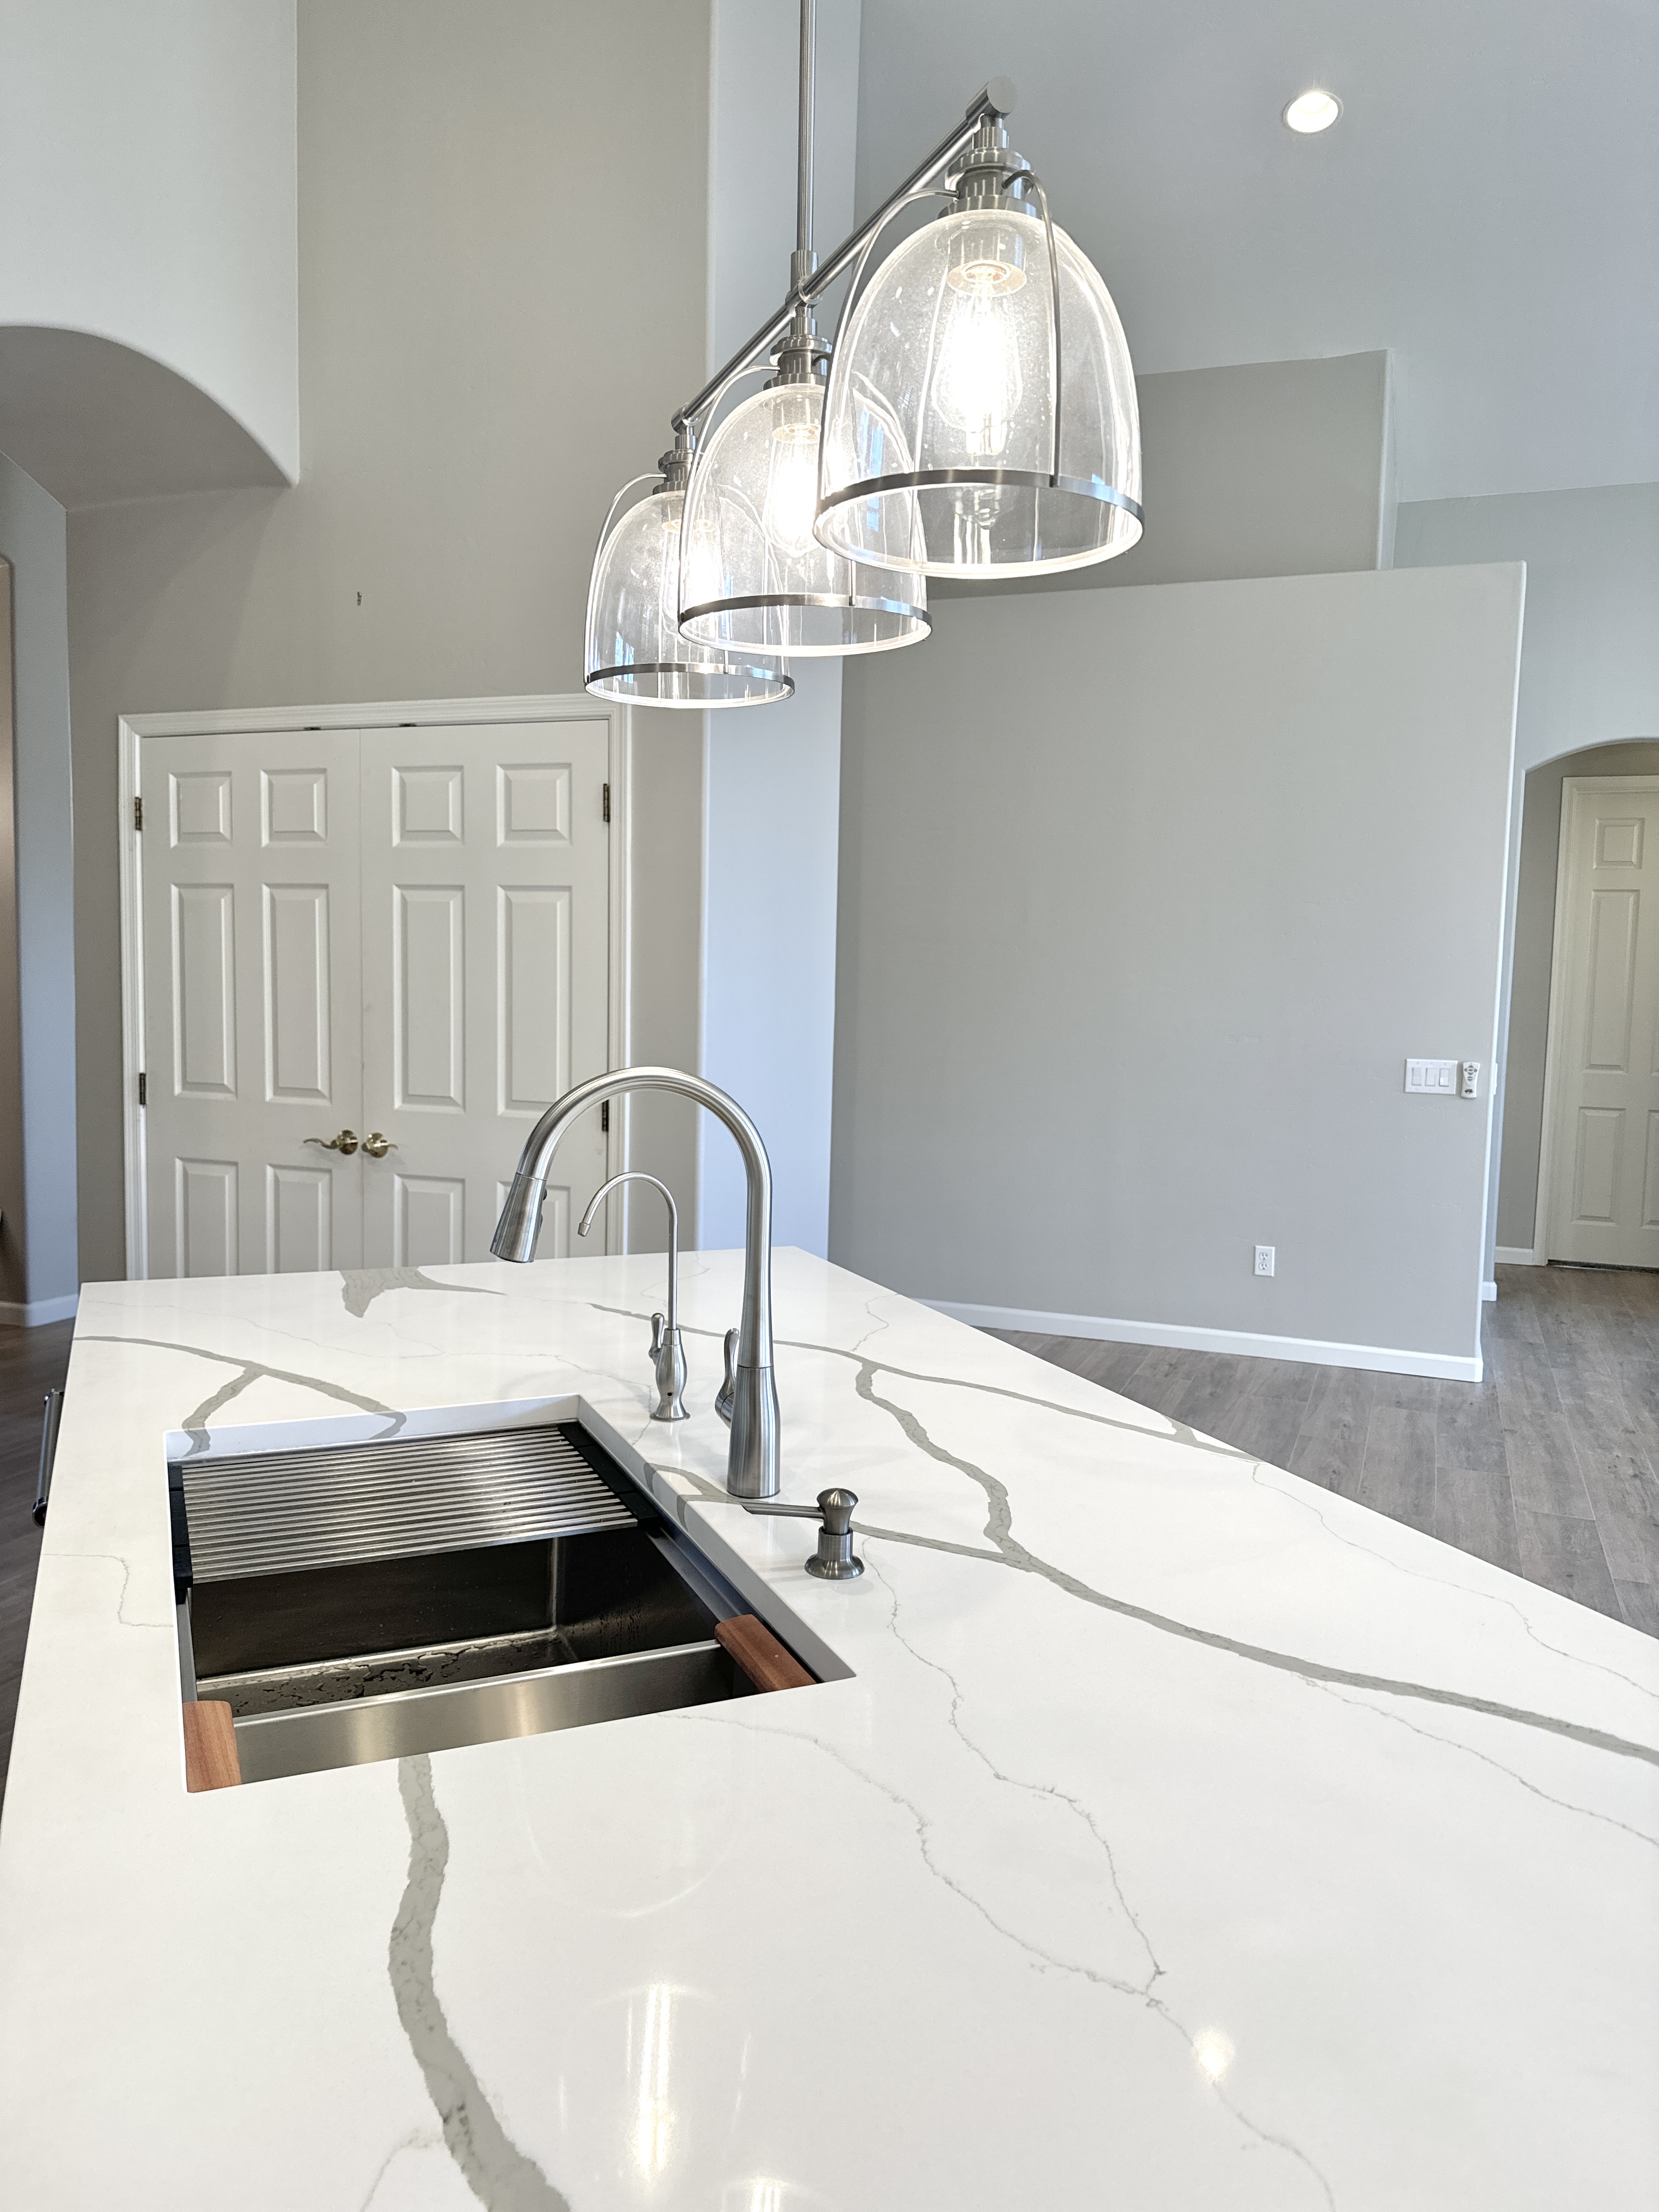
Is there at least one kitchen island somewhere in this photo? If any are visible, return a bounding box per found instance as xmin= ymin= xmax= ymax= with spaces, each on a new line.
xmin=0 ymin=1249 xmax=1654 ymax=2208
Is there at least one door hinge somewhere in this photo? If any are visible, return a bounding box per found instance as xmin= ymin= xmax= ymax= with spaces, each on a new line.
xmin=600 ymin=1099 xmax=610 ymax=1133
xmin=137 ymin=1072 xmax=146 ymax=1107
xmin=133 ymin=795 xmax=143 ymax=832
xmin=602 ymin=782 xmax=611 ymax=823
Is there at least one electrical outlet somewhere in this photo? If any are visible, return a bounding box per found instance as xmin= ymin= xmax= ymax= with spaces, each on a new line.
xmin=1255 ymin=1245 xmax=1276 ymax=1277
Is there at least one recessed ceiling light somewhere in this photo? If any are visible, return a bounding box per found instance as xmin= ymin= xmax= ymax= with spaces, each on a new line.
xmin=1284 ymin=88 xmax=1341 ymax=134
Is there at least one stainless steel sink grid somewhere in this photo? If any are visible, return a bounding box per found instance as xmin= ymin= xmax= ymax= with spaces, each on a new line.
xmin=176 ymin=1422 xmax=637 ymax=1579
xmin=171 ymin=1404 xmax=842 ymax=1785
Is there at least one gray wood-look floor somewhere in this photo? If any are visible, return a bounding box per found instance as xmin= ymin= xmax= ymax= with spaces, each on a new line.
xmin=992 ymin=1263 xmax=1659 ymax=1638
xmin=0 ymin=1321 xmax=73 ymax=1808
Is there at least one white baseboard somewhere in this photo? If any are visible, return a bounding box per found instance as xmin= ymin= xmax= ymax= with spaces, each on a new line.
xmin=1494 ymin=1245 xmax=1544 ymax=1267
xmin=928 ymin=1299 xmax=1483 ymax=1384
xmin=0 ymin=1291 xmax=80 ymax=1329
xmin=1481 ymin=1279 xmax=1498 ymax=1301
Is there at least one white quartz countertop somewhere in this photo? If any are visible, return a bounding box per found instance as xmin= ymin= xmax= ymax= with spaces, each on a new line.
xmin=1 ymin=1249 xmax=1655 ymax=2209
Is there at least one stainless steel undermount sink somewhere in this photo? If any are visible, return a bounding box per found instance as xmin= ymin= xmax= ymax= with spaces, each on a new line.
xmin=170 ymin=1400 xmax=845 ymax=1786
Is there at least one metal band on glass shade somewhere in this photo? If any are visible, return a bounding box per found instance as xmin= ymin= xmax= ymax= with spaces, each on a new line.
xmin=585 ymin=659 xmax=794 ymax=707
xmin=584 ymin=477 xmax=792 ymax=710
xmin=814 ymin=200 xmax=1142 ymax=579
xmin=678 ymin=378 xmax=928 ymax=659
xmin=821 ymin=469 xmax=1142 ymax=517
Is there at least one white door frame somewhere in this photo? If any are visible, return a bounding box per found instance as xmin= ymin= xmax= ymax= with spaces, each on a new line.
xmin=119 ymin=692 xmax=631 ymax=1279
xmin=1533 ymin=772 xmax=1659 ymax=1265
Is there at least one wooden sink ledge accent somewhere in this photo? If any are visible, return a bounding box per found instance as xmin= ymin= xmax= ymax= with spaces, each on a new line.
xmin=714 ymin=1614 xmax=814 ymax=1694
xmin=183 ymin=1700 xmax=242 ymax=1792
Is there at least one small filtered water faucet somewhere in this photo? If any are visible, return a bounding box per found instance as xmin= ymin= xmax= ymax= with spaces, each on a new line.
xmin=578 ymin=1170 xmax=686 ymax=1421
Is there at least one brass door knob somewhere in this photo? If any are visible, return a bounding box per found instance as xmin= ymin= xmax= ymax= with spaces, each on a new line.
xmin=304 ymin=1129 xmax=359 ymax=1155
xmin=362 ymin=1132 xmax=398 ymax=1159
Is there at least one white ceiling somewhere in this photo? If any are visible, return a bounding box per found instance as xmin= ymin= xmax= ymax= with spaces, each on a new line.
xmin=855 ymin=0 xmax=1659 ymax=506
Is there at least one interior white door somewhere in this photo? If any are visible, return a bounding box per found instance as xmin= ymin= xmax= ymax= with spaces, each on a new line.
xmin=1548 ymin=777 xmax=1659 ymax=1266
xmin=141 ymin=732 xmax=365 ymax=1276
xmin=358 ymin=720 xmax=612 ymax=1265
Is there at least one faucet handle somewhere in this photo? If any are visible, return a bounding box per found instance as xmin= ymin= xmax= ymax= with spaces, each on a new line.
xmin=649 ymin=1312 xmax=688 ymax=1423
xmin=714 ymin=1327 xmax=738 ymax=1426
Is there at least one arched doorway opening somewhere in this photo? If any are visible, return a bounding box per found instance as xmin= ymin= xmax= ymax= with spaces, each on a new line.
xmin=1500 ymin=736 xmax=1659 ymax=1262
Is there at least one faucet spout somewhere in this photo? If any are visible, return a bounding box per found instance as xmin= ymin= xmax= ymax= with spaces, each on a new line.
xmin=492 ymin=1066 xmax=781 ymax=1497
xmin=578 ymin=1170 xmax=687 ymax=1421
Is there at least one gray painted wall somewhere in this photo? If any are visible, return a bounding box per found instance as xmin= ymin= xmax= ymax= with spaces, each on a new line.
xmin=832 ymin=565 xmax=1523 ymax=1364
xmin=1396 ymin=485 xmax=1659 ymax=778
xmin=65 ymin=0 xmax=714 ymax=1284
xmin=0 ymin=454 xmax=77 ymax=1314
xmin=1396 ymin=483 xmax=1659 ymax=1254
xmin=0 ymin=0 xmax=300 ymax=490
xmin=697 ymin=0 xmax=860 ymax=1255
xmin=700 ymin=663 xmax=844 ymax=1252
xmin=0 ymin=565 xmax=21 ymax=1310
xmin=938 ymin=351 xmax=1396 ymax=602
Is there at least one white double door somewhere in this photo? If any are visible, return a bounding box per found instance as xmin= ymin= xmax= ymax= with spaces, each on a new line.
xmin=1547 ymin=776 xmax=1659 ymax=1266
xmin=141 ymin=718 xmax=612 ymax=1278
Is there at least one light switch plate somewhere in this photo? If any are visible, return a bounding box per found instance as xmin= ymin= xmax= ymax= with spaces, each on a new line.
xmin=1405 ymin=1058 xmax=1459 ymax=1094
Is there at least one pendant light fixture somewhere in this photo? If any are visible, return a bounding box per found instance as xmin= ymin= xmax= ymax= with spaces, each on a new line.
xmin=677 ymin=328 xmax=929 ymax=657
xmin=676 ymin=2 xmax=928 ymax=660
xmin=582 ymin=63 xmax=1141 ymax=706
xmin=584 ymin=430 xmax=792 ymax=708
xmin=814 ymin=114 xmax=1142 ymax=578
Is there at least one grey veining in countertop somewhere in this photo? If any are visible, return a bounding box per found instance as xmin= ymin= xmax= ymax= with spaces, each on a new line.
xmin=0 ymin=1249 xmax=1654 ymax=2209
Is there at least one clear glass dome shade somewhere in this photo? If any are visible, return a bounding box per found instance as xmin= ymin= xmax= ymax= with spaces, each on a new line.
xmin=678 ymin=381 xmax=928 ymax=657
xmin=585 ymin=486 xmax=792 ymax=708
xmin=816 ymin=205 xmax=1142 ymax=578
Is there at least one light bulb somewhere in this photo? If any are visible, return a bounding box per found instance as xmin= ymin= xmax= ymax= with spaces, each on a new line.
xmin=933 ymin=217 xmax=1030 ymax=462
xmin=763 ymin=411 xmax=821 ymax=557
xmin=674 ymin=484 xmax=723 ymax=614
xmin=944 ymin=252 xmax=1027 ymax=299
xmin=934 ymin=286 xmax=1024 ymax=461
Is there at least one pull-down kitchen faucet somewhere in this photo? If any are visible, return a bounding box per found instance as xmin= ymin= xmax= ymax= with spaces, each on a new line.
xmin=492 ymin=1067 xmax=781 ymax=1498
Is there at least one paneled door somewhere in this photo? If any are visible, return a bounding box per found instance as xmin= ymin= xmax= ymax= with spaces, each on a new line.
xmin=142 ymin=733 xmax=364 ymax=1276
xmin=138 ymin=714 xmax=612 ymax=1278
xmin=359 ymin=721 xmax=611 ymax=1265
xmin=1547 ymin=777 xmax=1659 ymax=1266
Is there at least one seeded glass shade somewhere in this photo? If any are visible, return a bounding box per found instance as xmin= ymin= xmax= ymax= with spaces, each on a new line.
xmin=585 ymin=486 xmax=792 ymax=708
xmin=678 ymin=382 xmax=928 ymax=657
xmin=816 ymin=205 xmax=1142 ymax=577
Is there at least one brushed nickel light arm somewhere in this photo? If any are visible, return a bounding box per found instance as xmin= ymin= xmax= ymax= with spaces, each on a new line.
xmin=671 ymin=76 xmax=1018 ymax=437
